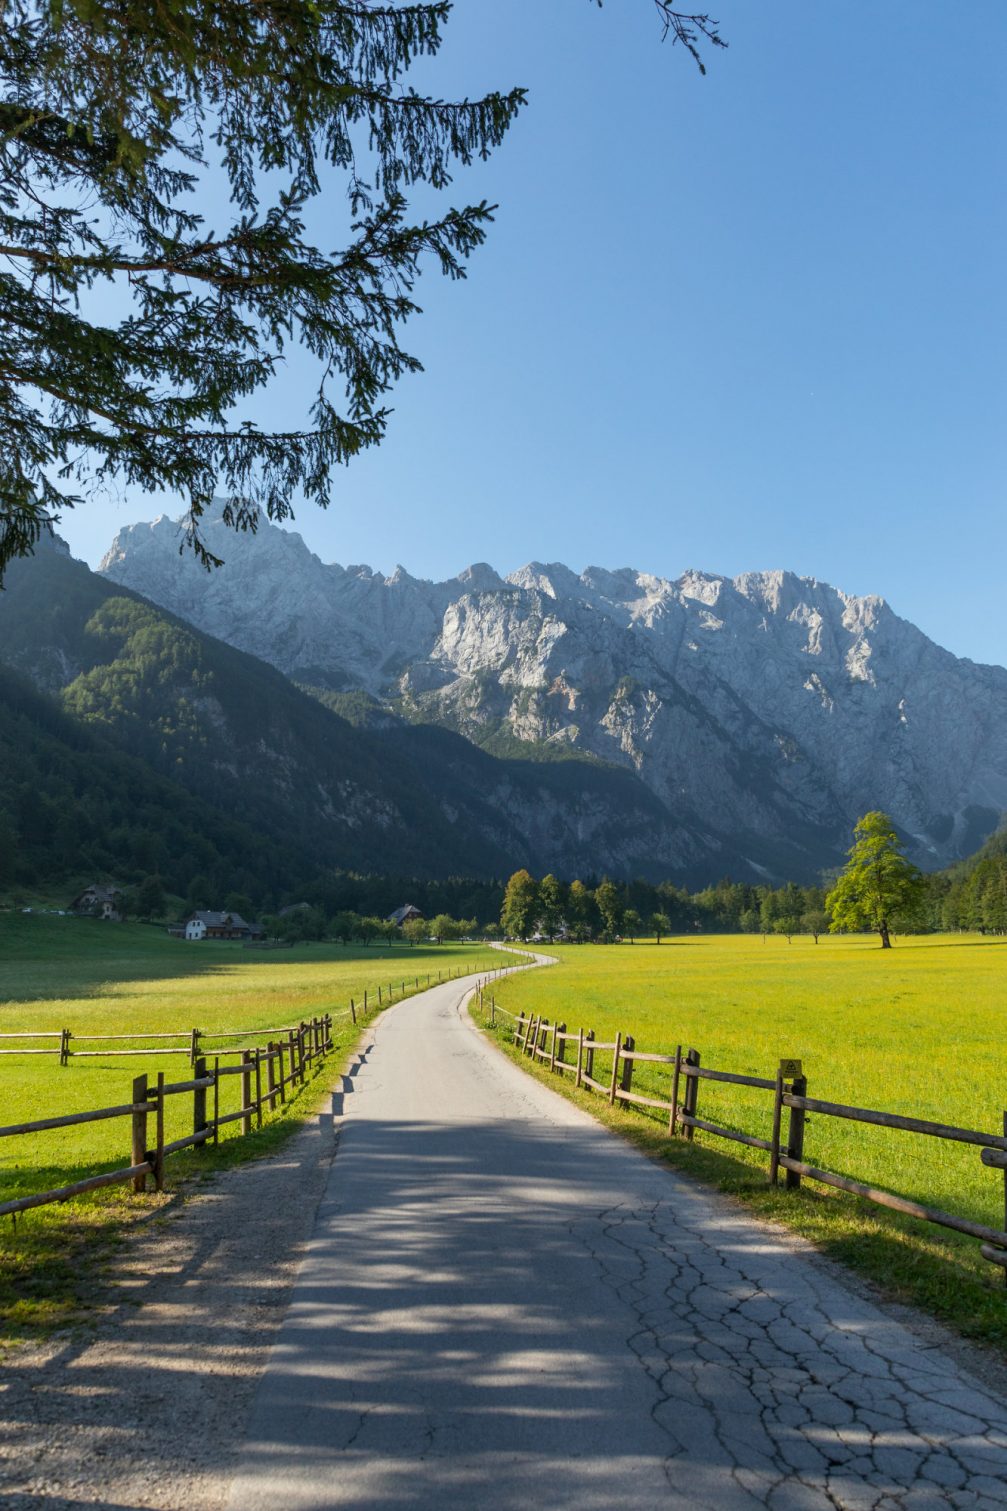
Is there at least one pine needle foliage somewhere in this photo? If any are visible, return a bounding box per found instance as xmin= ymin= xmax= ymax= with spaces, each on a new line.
xmin=0 ymin=0 xmax=526 ymax=572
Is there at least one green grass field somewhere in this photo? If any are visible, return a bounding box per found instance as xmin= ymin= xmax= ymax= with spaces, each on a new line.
xmin=0 ymin=914 xmax=497 ymax=1340
xmin=475 ymin=934 xmax=1007 ymax=1346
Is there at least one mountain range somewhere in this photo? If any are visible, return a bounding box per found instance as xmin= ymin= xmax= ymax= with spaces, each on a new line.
xmin=0 ymin=535 xmax=717 ymax=895
xmin=95 ymin=506 xmax=1007 ymax=879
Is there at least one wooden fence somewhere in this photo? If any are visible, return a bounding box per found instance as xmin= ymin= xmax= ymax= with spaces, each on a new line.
xmin=0 ymin=963 xmax=476 ymax=1065
xmin=0 ymin=962 xmax=507 ymax=1222
xmin=482 ymin=993 xmax=1007 ymax=1276
xmin=0 ymin=1016 xmax=334 ymax=1219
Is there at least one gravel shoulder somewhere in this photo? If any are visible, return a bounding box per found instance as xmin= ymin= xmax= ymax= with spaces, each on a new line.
xmin=0 ymin=1087 xmax=344 ymax=1509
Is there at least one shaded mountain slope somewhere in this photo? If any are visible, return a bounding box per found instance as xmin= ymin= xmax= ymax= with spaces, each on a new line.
xmin=0 ymin=541 xmax=734 ymax=885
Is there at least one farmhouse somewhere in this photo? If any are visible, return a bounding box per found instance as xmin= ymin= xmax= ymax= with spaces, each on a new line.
xmin=388 ymin=904 xmax=424 ymax=927
xmin=71 ymin=884 xmax=123 ymax=921
xmin=184 ymin=910 xmax=264 ymax=942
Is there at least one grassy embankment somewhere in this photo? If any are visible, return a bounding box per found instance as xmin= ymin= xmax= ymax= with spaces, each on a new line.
xmin=472 ymin=933 xmax=1007 ymax=1349
xmin=0 ymin=914 xmax=497 ymax=1342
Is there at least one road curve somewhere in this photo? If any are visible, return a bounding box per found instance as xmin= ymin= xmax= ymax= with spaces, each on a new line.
xmin=227 ymin=967 xmax=1007 ymax=1510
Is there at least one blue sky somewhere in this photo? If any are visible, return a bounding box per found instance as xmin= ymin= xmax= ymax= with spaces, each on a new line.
xmin=60 ymin=2 xmax=1007 ymax=665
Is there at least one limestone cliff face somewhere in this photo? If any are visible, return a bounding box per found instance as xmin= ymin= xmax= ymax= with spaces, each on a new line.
xmin=101 ymin=510 xmax=1007 ymax=876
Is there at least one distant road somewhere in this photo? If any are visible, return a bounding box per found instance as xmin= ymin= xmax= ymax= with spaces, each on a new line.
xmin=227 ymin=966 xmax=1007 ymax=1510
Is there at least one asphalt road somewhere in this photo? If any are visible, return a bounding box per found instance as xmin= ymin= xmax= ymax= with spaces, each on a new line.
xmin=226 ymin=968 xmax=1007 ymax=1510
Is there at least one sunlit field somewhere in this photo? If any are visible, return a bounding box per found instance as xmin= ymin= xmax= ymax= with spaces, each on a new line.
xmin=485 ymin=933 xmax=1007 ymax=1227
xmin=0 ymin=914 xmax=498 ymax=1338
xmin=0 ymin=914 xmax=495 ymax=1199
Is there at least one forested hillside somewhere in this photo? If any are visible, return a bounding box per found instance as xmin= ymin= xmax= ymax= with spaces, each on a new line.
xmin=0 ymin=540 xmax=735 ymax=896
xmin=0 ymin=661 xmax=302 ymax=900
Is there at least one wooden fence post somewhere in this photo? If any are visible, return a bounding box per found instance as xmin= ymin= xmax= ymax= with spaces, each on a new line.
xmin=363 ymin=990 xmax=368 ymax=1013
xmin=538 ymin=1019 xmax=549 ymax=1059
xmin=576 ymin=1029 xmax=584 ymax=1088
xmin=491 ymin=996 xmax=496 ymax=1028
xmin=350 ymin=997 xmax=356 ymax=1024
xmin=555 ymin=1023 xmax=566 ymax=1070
xmin=277 ymin=1041 xmax=286 ymax=1104
xmin=683 ymin=1048 xmax=700 ymax=1140
xmin=189 ymin=1026 xmax=199 ymax=1066
xmin=1002 ymin=1112 xmax=1007 ymax=1289
xmin=131 ymin=1072 xmax=148 ymax=1192
xmin=154 ymin=1071 xmax=165 ymax=1191
xmin=609 ymin=1032 xmax=623 ymax=1105
xmin=785 ymin=1067 xmax=807 ymax=1189
xmin=620 ymin=1034 xmax=635 ymax=1095
xmin=288 ymin=1030 xmax=297 ymax=1087
xmin=584 ymin=1029 xmax=595 ymax=1083
xmin=378 ymin=985 xmax=382 ymax=1005
xmin=669 ymin=1044 xmax=682 ymax=1135
xmin=193 ymin=1056 xmax=208 ymax=1150
xmin=241 ymin=1051 xmax=253 ymax=1135
xmin=769 ymin=1061 xmax=791 ymax=1185
xmin=212 ymin=1057 xmax=220 ymax=1145
xmin=325 ymin=1014 xmax=332 ymax=1050
xmin=267 ymin=1042 xmax=277 ymax=1110
xmin=60 ymin=1027 xmax=71 ymax=1066
xmin=254 ymin=1050 xmax=263 ymax=1128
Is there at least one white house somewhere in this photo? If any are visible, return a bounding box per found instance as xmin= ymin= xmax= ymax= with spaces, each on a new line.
xmin=183 ymin=910 xmax=263 ymax=942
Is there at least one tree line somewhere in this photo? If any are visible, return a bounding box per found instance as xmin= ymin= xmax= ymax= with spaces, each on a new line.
xmin=498 ymin=814 xmax=979 ymax=949
xmin=498 ymin=868 xmax=837 ymax=944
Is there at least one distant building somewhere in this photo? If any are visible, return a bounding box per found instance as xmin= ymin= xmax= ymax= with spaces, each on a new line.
xmin=388 ymin=904 xmax=424 ymax=927
xmin=184 ymin=910 xmax=264 ymax=942
xmin=71 ymin=885 xmax=122 ymax=921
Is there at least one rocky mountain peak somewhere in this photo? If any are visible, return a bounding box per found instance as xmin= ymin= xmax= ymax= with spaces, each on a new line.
xmin=96 ymin=505 xmax=1007 ymax=876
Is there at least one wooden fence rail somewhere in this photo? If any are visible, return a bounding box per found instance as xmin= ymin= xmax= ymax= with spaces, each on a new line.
xmin=0 ymin=962 xmax=481 ymax=1065
xmin=1 ymin=959 xmax=504 ymax=1220
xmin=487 ymin=993 xmax=1007 ymax=1276
xmin=0 ymin=1014 xmax=333 ymax=1219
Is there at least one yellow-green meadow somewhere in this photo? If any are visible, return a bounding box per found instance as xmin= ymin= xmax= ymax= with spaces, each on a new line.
xmin=476 ymin=932 xmax=1007 ymax=1344
xmin=0 ymin=914 xmax=496 ymax=1338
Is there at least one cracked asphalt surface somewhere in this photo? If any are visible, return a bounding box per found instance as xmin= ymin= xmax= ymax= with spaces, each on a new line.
xmin=226 ymin=972 xmax=1007 ymax=1510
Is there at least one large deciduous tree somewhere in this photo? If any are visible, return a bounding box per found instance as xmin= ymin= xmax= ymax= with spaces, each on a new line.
xmin=501 ymin=869 xmax=538 ymax=941
xmin=0 ymin=3 xmax=724 ymax=576
xmin=537 ymin=872 xmax=565 ymax=941
xmin=593 ymin=877 xmax=624 ymax=940
xmin=826 ymin=811 xmax=924 ymax=949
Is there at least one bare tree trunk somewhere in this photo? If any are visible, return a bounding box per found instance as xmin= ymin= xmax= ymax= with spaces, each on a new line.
xmin=879 ymin=921 xmax=892 ymax=948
